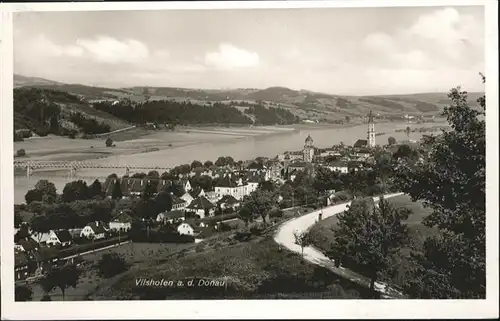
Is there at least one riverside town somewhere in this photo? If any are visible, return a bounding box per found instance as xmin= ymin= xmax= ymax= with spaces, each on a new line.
xmin=11 ymin=6 xmax=487 ymax=304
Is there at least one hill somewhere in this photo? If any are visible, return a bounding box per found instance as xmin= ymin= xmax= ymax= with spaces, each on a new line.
xmin=13 ymin=87 xmax=131 ymax=140
xmin=14 ymin=74 xmax=484 ymax=123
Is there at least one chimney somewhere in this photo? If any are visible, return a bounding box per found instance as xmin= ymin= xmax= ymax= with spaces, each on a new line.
xmin=96 ymin=221 xmax=99 ymax=227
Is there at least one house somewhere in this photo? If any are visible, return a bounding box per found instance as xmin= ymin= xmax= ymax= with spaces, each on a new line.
xmin=80 ymin=221 xmax=107 ymax=240
xmin=217 ymin=194 xmax=240 ymax=210
xmin=46 ymin=230 xmax=73 ymax=248
xmin=171 ymin=194 xmax=188 ymax=211
xmin=328 ymin=161 xmax=349 ymax=174
xmin=180 ymin=178 xmax=192 ymax=192
xmin=17 ymin=238 xmax=40 ymax=252
xmin=215 ymin=176 xmax=250 ymax=200
xmin=109 ymin=212 xmax=133 ymax=232
xmin=30 ymin=232 xmax=51 ymax=245
xmin=157 ymin=210 xmax=185 ymax=225
xmin=176 ymin=222 xmax=196 ymax=236
xmin=247 ymin=172 xmax=264 ymax=193
xmin=287 ymin=161 xmax=309 ymax=173
xmin=247 ymin=162 xmax=265 ymax=172
xmin=204 ymin=191 xmax=219 ymax=205
xmin=180 ymin=192 xmax=194 ymax=204
xmin=186 ymin=196 xmax=216 ymax=219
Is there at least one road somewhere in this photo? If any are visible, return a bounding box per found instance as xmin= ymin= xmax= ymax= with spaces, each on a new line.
xmin=274 ymin=192 xmax=405 ymax=298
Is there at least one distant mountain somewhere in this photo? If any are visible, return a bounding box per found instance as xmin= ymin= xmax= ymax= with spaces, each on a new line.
xmin=14 ymin=74 xmax=484 ymax=122
xmin=14 ymin=74 xmax=64 ymax=87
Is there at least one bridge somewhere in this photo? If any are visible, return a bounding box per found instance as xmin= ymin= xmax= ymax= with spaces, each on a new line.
xmin=13 ymin=160 xmax=172 ymax=178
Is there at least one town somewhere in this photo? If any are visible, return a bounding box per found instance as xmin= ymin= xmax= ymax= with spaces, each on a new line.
xmin=14 ymin=114 xmax=422 ymax=293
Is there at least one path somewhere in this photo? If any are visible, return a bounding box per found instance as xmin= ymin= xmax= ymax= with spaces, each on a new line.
xmin=274 ymin=192 xmax=406 ymax=299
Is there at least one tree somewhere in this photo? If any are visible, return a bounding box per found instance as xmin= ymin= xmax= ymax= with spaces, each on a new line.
xmin=388 ymin=136 xmax=397 ymax=145
xmin=294 ymin=230 xmax=312 ymax=257
xmin=203 ymin=160 xmax=213 ymax=168
xmin=142 ymin=181 xmax=157 ymax=200
xmin=147 ymin=170 xmax=160 ymax=179
xmin=191 ymin=160 xmax=203 ymax=170
xmin=15 ymin=285 xmax=33 ymax=301
xmin=258 ymin=181 xmax=275 ymax=192
xmin=108 ymin=173 xmax=118 ymax=179
xmin=105 ymin=137 xmax=113 ymax=147
xmin=97 ymin=253 xmax=128 ymax=278
xmin=240 ymin=190 xmax=276 ymax=225
xmin=41 ymin=294 xmax=52 ymax=301
xmin=395 ymin=84 xmax=486 ymax=299
xmin=111 ymin=180 xmax=123 ymax=200
xmin=25 ymin=188 xmax=43 ymax=204
xmin=16 ymin=148 xmax=26 ymax=157
xmin=62 ymin=180 xmax=89 ymax=202
xmin=49 ymin=116 xmax=60 ymax=134
xmin=40 ymin=264 xmax=81 ymax=301
xmin=328 ymin=197 xmax=410 ymax=294
xmin=154 ymin=190 xmax=173 ymax=213
xmin=34 ymin=179 xmax=57 ymax=200
xmin=237 ymin=207 xmax=252 ymax=227
xmin=89 ymin=179 xmax=103 ymax=198
xmin=215 ymin=156 xmax=227 ymax=167
xmin=405 ymin=126 xmax=411 ymax=141
xmin=393 ymin=144 xmax=418 ymax=161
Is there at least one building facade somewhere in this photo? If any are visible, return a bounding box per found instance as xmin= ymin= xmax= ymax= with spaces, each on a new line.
xmin=367 ymin=110 xmax=376 ymax=148
xmin=303 ymin=135 xmax=315 ymax=163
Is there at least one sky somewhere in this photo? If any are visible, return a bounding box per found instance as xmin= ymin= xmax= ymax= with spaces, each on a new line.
xmin=13 ymin=6 xmax=485 ymax=95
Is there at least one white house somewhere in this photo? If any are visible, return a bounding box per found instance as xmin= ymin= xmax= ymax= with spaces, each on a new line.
xmin=180 ymin=192 xmax=194 ymax=204
xmin=80 ymin=221 xmax=107 ymax=240
xmin=177 ymin=222 xmax=195 ymax=236
xmin=171 ymin=194 xmax=188 ymax=211
xmin=109 ymin=213 xmax=133 ymax=232
xmin=328 ymin=162 xmax=349 ymax=174
xmin=180 ymin=178 xmax=192 ymax=192
xmin=186 ymin=196 xmax=216 ymax=219
xmin=46 ymin=230 xmax=73 ymax=247
xmin=215 ymin=176 xmax=250 ymax=200
xmin=156 ymin=210 xmax=185 ymax=225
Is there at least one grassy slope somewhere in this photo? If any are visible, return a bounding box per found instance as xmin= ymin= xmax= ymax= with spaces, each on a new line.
xmin=90 ymin=235 xmax=370 ymax=300
xmin=16 ymin=74 xmax=483 ymax=123
xmin=307 ymin=195 xmax=439 ymax=288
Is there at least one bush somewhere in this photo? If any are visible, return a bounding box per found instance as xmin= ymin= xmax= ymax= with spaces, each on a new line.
xmin=105 ymin=138 xmax=113 ymax=147
xmin=16 ymin=149 xmax=26 ymax=157
xmin=97 ymin=253 xmax=129 ymax=278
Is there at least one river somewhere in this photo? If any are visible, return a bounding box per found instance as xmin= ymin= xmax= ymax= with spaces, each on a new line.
xmin=14 ymin=122 xmax=445 ymax=204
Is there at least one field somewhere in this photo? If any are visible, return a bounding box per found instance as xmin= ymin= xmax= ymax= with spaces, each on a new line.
xmin=307 ymin=194 xmax=439 ymax=288
xmin=90 ymin=236 xmax=371 ymax=300
xmin=27 ymin=242 xmax=195 ymax=301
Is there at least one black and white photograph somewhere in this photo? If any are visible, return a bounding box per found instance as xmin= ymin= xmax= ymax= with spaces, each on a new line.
xmin=1 ymin=0 xmax=498 ymax=319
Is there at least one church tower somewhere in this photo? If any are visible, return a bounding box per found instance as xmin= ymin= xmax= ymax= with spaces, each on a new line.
xmin=303 ymin=134 xmax=314 ymax=163
xmin=367 ymin=110 xmax=376 ymax=148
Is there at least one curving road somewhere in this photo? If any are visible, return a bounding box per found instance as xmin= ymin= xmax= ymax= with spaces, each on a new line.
xmin=274 ymin=192 xmax=405 ymax=298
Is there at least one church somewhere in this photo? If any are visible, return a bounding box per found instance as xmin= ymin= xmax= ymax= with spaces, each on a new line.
xmin=354 ymin=110 xmax=376 ymax=149
xmin=303 ymin=134 xmax=314 ymax=162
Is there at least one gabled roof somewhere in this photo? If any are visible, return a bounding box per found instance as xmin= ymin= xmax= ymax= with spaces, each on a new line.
xmin=218 ymin=194 xmax=239 ymax=205
xmin=112 ymin=212 xmax=133 ymax=223
xmin=288 ymin=161 xmax=308 ymax=168
xmin=216 ymin=176 xmax=239 ymax=188
xmin=171 ymin=194 xmax=187 ymax=205
xmin=18 ymin=238 xmax=39 ymax=251
xmin=305 ymin=134 xmax=313 ymax=142
xmin=187 ymin=196 xmax=215 ymax=210
xmin=87 ymin=221 xmax=107 ymax=234
xmin=160 ymin=210 xmax=185 ymax=220
xmin=54 ymin=230 xmax=72 ymax=242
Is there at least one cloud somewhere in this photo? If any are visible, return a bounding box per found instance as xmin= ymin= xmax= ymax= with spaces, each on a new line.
xmin=32 ymin=35 xmax=84 ymax=58
xmin=362 ymin=7 xmax=484 ymax=69
xmin=204 ymin=43 xmax=260 ymax=69
xmin=76 ymin=36 xmax=149 ymax=64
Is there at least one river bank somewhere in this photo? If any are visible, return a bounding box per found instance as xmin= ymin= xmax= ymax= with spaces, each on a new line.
xmin=13 ymin=121 xmax=447 ymax=204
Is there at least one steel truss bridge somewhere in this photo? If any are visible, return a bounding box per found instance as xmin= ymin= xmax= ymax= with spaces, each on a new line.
xmin=14 ymin=160 xmax=171 ymax=178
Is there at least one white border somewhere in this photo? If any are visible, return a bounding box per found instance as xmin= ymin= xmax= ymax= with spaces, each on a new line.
xmin=1 ymin=1 xmax=498 ymax=319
